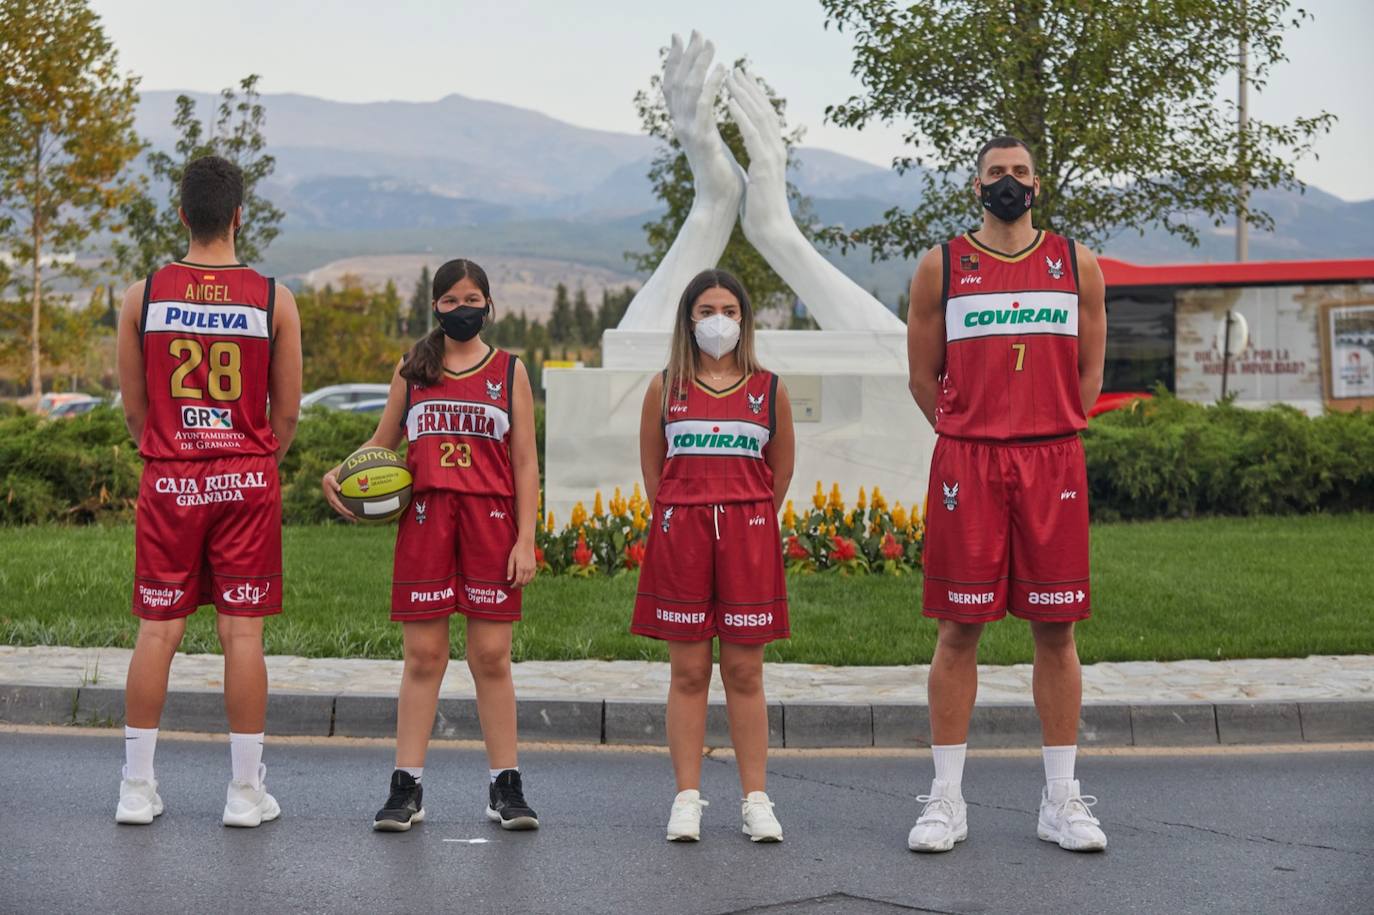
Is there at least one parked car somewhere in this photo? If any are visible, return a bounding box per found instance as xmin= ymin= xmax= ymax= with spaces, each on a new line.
xmin=48 ymin=397 xmax=103 ymax=419
xmin=301 ymin=383 xmax=390 ymax=411
xmin=342 ymin=398 xmax=389 ymax=414
xmin=36 ymin=392 xmax=95 ymax=416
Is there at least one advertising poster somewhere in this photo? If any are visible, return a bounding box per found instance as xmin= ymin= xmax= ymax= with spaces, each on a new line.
xmin=1328 ymin=304 xmax=1374 ymax=399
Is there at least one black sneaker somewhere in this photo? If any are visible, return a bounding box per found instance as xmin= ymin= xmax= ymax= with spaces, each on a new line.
xmin=486 ymin=769 xmax=539 ymax=830
xmin=373 ymin=770 xmax=425 ymax=832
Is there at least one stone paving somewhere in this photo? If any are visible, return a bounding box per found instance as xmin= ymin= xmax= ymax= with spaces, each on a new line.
xmin=3 ymin=645 xmax=1370 ymax=703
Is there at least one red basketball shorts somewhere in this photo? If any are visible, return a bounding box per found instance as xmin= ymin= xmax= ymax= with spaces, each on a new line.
xmin=922 ymin=435 xmax=1090 ymax=623
xmin=632 ymin=500 xmax=789 ymax=644
xmin=391 ymin=490 xmax=522 ymax=623
xmin=133 ymin=455 xmax=282 ymax=620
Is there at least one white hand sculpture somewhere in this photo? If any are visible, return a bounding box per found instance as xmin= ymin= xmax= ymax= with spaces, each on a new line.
xmin=725 ymin=67 xmax=905 ymax=332
xmin=618 ymin=32 xmax=744 ymax=332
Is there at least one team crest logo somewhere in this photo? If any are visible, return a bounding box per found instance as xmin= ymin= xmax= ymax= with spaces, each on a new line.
xmin=661 ymin=506 xmax=674 ymax=533
xmin=960 ymin=253 xmax=979 ymax=272
xmin=942 ymin=482 xmax=959 ymax=511
xmin=485 ymin=379 xmax=503 ymax=401
xmin=747 ymin=392 xmax=765 ymax=415
xmin=357 ymin=475 xmax=370 ymax=493
xmin=414 ymin=499 xmax=427 ymax=525
xmin=1046 ymin=256 xmax=1064 ymax=280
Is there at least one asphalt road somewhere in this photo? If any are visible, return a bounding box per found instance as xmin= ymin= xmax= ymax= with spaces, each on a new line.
xmin=1 ymin=729 xmax=1370 ymax=914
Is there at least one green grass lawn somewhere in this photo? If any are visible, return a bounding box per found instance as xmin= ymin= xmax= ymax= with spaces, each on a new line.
xmin=1 ymin=515 xmax=1371 ymax=665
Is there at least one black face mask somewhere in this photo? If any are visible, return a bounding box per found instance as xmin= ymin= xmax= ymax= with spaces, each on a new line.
xmin=980 ymin=174 xmax=1035 ymax=223
xmin=434 ymin=304 xmax=488 ymax=342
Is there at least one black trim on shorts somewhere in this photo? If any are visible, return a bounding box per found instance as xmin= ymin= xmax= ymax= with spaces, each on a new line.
xmin=767 ymin=372 xmax=779 ymax=434
xmin=138 ymin=273 xmax=154 ymax=340
xmin=939 ymin=243 xmax=951 ymax=313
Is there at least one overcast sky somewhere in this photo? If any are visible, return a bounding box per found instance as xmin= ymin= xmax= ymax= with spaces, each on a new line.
xmin=91 ymin=0 xmax=1372 ymax=200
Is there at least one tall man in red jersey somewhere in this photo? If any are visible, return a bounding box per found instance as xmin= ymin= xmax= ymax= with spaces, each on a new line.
xmin=114 ymin=156 xmax=302 ymax=827
xmin=906 ymin=137 xmax=1108 ymax=853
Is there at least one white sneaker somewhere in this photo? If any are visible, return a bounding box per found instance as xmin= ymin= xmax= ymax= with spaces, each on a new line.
xmin=1037 ymin=779 xmax=1107 ymax=851
xmin=741 ymin=791 xmax=783 ymax=843
xmin=116 ymin=768 xmax=164 ymax=825
xmin=666 ymin=789 xmax=708 ymax=842
xmin=222 ymin=763 xmax=281 ymax=828
xmin=907 ymin=779 xmax=967 ymax=852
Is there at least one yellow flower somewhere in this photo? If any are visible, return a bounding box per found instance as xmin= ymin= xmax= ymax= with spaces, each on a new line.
xmin=827 ymin=523 xmax=837 ymax=536
xmin=570 ymin=501 xmax=587 ymax=528
xmin=631 ymin=504 xmax=647 ymax=532
xmin=609 ymin=486 xmax=625 ymax=516
xmin=871 ymin=486 xmax=887 ymax=512
xmin=892 ymin=503 xmax=908 ymax=530
xmin=593 ymin=490 xmax=604 ymax=517
xmin=546 ymin=511 xmax=556 ymax=533
xmin=857 ymin=486 xmax=867 ymax=510
xmin=782 ymin=499 xmax=797 ymax=529
xmin=812 ymin=480 xmax=826 ymax=510
xmin=921 ymin=494 xmax=928 ymax=524
xmin=828 ymin=482 xmax=844 ymax=512
xmin=843 ymin=510 xmax=854 ymax=527
xmin=629 ymin=481 xmax=644 ymax=513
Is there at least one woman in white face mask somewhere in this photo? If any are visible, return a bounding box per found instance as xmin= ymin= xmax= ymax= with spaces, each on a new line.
xmin=632 ymin=269 xmax=796 ymax=844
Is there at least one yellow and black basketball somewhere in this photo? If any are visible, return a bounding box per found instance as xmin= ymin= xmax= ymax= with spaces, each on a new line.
xmin=336 ymin=446 xmax=412 ymax=523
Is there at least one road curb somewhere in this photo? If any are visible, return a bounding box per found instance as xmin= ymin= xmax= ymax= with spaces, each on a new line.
xmin=3 ymin=684 xmax=1371 ymax=747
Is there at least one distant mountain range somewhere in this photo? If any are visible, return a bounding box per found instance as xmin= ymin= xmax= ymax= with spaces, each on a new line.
xmin=135 ymin=90 xmax=1373 ymax=304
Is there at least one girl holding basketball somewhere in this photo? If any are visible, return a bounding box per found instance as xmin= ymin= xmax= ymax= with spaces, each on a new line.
xmin=323 ymin=258 xmax=540 ymax=832
xmin=633 ymin=268 xmax=795 ymax=842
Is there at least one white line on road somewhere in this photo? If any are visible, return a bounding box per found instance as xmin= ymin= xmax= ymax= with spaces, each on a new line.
xmin=442 ymin=838 xmax=490 ymax=844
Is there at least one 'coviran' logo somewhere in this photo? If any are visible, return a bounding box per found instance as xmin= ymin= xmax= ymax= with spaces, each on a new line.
xmin=963 ymin=303 xmax=1070 ymax=328
xmin=670 ymin=429 xmax=761 ymax=451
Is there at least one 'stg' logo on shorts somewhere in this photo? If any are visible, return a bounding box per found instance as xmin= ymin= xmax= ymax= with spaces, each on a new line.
xmin=222 ymin=581 xmax=271 ymax=605
xmin=181 ymin=405 xmax=232 ymax=429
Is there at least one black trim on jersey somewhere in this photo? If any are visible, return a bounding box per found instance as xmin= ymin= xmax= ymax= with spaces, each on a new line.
xmin=138 ymin=273 xmax=154 ymax=340
xmin=692 ymin=375 xmax=747 ymax=396
xmin=1067 ymin=238 xmax=1081 ymax=287
xmin=442 ymin=344 xmax=495 ymax=380
xmin=505 ymin=350 xmax=517 ymax=432
xmin=266 ymin=278 xmax=277 ymax=347
xmin=939 ymin=243 xmax=951 ymax=313
xmin=767 ymin=374 xmax=779 ymax=434
xmin=174 ymin=260 xmax=248 ymax=269
xmin=400 ymin=368 xmax=411 ymax=431
xmin=966 ymin=229 xmax=1045 ymax=261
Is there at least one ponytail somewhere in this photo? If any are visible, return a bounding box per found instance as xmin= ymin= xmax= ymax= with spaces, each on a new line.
xmin=400 ymin=327 xmax=445 ymax=387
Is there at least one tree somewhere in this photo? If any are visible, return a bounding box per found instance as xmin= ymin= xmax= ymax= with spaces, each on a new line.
xmin=114 ymin=75 xmax=284 ymax=278
xmin=0 ymin=0 xmax=143 ymax=397
xmin=296 ymin=277 xmax=407 ymax=389
xmin=631 ymin=52 xmax=815 ymax=312
xmin=818 ymin=0 xmax=1335 ymax=259
xmin=408 ymin=264 xmax=431 ymax=336
xmin=572 ymin=286 xmax=596 ymax=344
xmin=597 ymin=285 xmax=635 ymax=333
xmin=548 ymin=283 xmax=573 ymax=343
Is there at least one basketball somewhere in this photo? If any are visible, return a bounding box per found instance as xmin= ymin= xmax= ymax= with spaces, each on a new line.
xmin=336 ymin=446 xmax=412 ymax=523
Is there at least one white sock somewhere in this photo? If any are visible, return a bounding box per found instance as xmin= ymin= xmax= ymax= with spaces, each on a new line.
xmin=124 ymin=726 xmax=158 ymax=781
xmin=930 ymin=743 xmax=967 ymax=792
xmin=1043 ymin=744 xmax=1077 ymax=788
xmin=398 ymin=766 xmax=423 ymax=781
xmin=229 ymin=732 xmax=264 ymax=788
xmin=490 ymin=766 xmax=517 ymax=783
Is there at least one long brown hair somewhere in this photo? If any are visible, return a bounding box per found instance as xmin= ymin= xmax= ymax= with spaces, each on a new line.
xmin=662 ymin=269 xmax=763 ymax=418
xmin=400 ymin=258 xmax=493 ymax=387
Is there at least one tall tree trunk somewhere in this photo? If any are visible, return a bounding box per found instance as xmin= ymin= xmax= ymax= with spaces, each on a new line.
xmin=30 ymin=140 xmax=42 ymax=400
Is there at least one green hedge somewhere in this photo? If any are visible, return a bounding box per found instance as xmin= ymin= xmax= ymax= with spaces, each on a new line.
xmin=2 ymin=397 xmax=1370 ymax=525
xmin=1083 ymin=393 xmax=1374 ymax=520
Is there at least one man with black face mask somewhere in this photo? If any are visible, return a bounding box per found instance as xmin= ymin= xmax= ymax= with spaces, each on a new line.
xmin=904 ymin=136 xmax=1108 ymax=854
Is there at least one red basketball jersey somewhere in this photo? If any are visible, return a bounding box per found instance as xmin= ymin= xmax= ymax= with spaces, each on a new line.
xmin=656 ymin=372 xmax=778 ymax=505
xmin=139 ymin=262 xmax=277 ymax=460
xmin=403 ymin=346 xmax=516 ymax=496
xmin=937 ymin=231 xmax=1086 ymax=440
